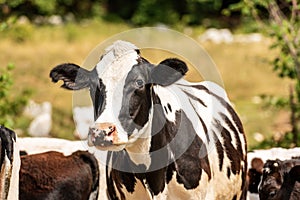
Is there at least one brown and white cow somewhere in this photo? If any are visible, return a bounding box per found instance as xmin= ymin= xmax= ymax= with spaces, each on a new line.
xmin=1 ymin=126 xmax=101 ymax=200
xmin=50 ymin=40 xmax=247 ymax=199
xmin=19 ymin=150 xmax=99 ymax=200
xmin=0 ymin=125 xmax=20 ymax=200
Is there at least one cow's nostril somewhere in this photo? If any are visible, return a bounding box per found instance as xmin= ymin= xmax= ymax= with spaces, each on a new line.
xmin=107 ymin=126 xmax=116 ymax=136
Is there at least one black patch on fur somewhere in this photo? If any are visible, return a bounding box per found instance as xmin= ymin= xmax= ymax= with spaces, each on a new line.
xmin=219 ymin=112 xmax=244 ymax=162
xmin=107 ymin=152 xmax=136 ymax=200
xmin=159 ymin=58 xmax=188 ymax=76
xmin=183 ymin=90 xmax=207 ymax=107
xmin=149 ymin=91 xmax=211 ymax=190
xmin=166 ymin=162 xmax=176 ymax=184
xmin=151 ymin=58 xmax=188 ymax=86
xmin=215 ymin=119 xmax=241 ymax=176
xmin=106 ymin=151 xmax=149 ymax=199
xmin=190 ymin=84 xmax=247 ymax=183
xmin=191 ymin=84 xmax=244 ymax=135
xmin=90 ymin=72 xmax=106 ymax=120
xmin=232 ymin=194 xmax=237 ymax=200
xmin=106 ymin=152 xmax=120 ymax=200
xmin=145 ymin=93 xmax=170 ymax=195
xmin=20 ymin=150 xmax=28 ymax=156
xmin=241 ymin=165 xmax=247 ymax=192
xmin=189 ymin=99 xmax=210 ymax=143
xmin=167 ymin=103 xmax=172 ymax=112
xmin=212 ymin=131 xmax=224 ymax=171
xmin=119 ymin=64 xmax=152 ymax=135
xmin=227 ymin=167 xmax=231 ymax=178
xmin=164 ymin=106 xmax=168 ymax=114
xmin=0 ymin=125 xmax=16 ymax=166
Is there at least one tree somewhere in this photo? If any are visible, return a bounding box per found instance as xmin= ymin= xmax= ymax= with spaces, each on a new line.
xmin=232 ymin=0 xmax=300 ymax=146
xmin=0 ymin=18 xmax=31 ymax=129
xmin=0 ymin=64 xmax=31 ymax=128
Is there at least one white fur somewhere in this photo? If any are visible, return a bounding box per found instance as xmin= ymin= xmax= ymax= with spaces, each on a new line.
xmin=0 ymin=135 xmax=20 ymax=200
xmin=7 ymin=139 xmax=20 ymax=200
xmin=94 ymin=41 xmax=140 ymax=147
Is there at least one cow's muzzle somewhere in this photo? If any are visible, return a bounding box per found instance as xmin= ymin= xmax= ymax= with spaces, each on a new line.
xmin=88 ymin=123 xmax=127 ymax=148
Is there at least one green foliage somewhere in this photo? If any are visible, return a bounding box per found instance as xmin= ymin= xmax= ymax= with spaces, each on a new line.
xmin=3 ymin=23 xmax=33 ymax=42
xmin=1 ymin=0 xmax=242 ymax=27
xmin=131 ymin=0 xmax=180 ymax=25
xmin=51 ymin=106 xmax=76 ymax=140
xmin=259 ymin=94 xmax=289 ymax=109
xmin=0 ymin=0 xmax=104 ymax=21
xmin=254 ymin=131 xmax=299 ymax=149
xmin=0 ymin=64 xmax=32 ymax=128
xmin=33 ymin=0 xmax=57 ymax=15
xmin=235 ymin=0 xmax=300 ymax=147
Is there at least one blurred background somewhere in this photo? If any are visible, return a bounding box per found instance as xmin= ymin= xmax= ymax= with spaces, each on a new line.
xmin=0 ymin=0 xmax=299 ymax=150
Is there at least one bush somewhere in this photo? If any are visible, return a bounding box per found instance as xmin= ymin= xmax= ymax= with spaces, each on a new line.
xmin=0 ymin=0 xmax=104 ymax=21
xmin=0 ymin=63 xmax=31 ymax=128
xmin=1 ymin=0 xmax=242 ymax=27
xmin=234 ymin=0 xmax=300 ymax=147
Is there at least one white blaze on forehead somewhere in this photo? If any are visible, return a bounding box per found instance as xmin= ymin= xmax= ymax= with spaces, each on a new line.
xmin=95 ymin=40 xmax=138 ymax=76
xmin=94 ymin=40 xmax=140 ymax=132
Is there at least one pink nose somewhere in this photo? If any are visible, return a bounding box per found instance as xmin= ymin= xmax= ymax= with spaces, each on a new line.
xmin=88 ymin=123 xmax=117 ymax=147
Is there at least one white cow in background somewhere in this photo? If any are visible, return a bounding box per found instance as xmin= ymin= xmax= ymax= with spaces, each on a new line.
xmin=24 ymin=100 xmax=52 ymax=137
xmin=73 ymin=106 xmax=94 ymax=139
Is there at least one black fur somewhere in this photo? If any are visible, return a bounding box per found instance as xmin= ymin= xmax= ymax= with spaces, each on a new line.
xmin=0 ymin=125 xmax=16 ymax=165
xmin=151 ymin=58 xmax=188 ymax=86
xmin=259 ymin=159 xmax=300 ymax=200
xmin=50 ymin=63 xmax=91 ymax=90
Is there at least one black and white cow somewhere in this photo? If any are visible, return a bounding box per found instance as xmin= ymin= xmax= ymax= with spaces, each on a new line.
xmin=259 ymin=159 xmax=300 ymax=200
xmin=0 ymin=125 xmax=20 ymax=200
xmin=50 ymin=40 xmax=247 ymax=199
xmin=19 ymin=150 xmax=99 ymax=200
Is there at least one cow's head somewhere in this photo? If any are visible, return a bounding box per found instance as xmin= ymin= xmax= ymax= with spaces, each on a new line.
xmin=50 ymin=40 xmax=188 ymax=151
xmin=259 ymin=159 xmax=300 ymax=200
xmin=259 ymin=159 xmax=283 ymax=200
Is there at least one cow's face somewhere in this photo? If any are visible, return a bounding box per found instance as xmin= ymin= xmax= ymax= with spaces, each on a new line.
xmin=50 ymin=41 xmax=187 ymax=151
xmin=259 ymin=160 xmax=283 ymax=200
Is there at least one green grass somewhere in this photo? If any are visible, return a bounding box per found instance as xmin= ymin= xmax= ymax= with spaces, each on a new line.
xmin=0 ymin=20 xmax=293 ymax=148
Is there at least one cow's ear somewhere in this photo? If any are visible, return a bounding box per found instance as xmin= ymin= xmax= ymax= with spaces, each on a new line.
xmin=50 ymin=63 xmax=91 ymax=90
xmin=151 ymin=58 xmax=188 ymax=86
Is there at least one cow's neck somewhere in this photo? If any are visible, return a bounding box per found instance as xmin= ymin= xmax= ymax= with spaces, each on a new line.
xmin=125 ymin=108 xmax=153 ymax=169
xmin=123 ymin=85 xmax=179 ymax=170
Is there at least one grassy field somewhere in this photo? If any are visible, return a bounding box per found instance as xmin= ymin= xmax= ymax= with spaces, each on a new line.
xmin=0 ymin=20 xmax=292 ymax=149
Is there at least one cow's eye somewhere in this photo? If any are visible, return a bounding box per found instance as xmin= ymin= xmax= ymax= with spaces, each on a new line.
xmin=135 ymin=79 xmax=144 ymax=88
